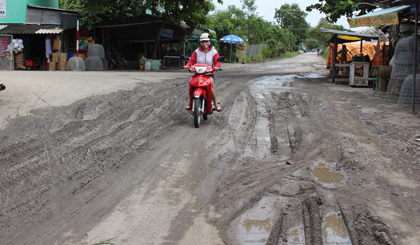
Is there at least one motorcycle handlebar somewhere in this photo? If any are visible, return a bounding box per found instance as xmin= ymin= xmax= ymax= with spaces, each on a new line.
xmin=180 ymin=67 xmax=222 ymax=72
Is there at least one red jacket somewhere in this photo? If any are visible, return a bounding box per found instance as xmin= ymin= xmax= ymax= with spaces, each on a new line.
xmin=187 ymin=46 xmax=221 ymax=68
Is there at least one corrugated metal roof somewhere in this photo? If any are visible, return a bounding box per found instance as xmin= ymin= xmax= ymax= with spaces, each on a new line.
xmin=320 ymin=28 xmax=379 ymax=39
xmin=35 ymin=28 xmax=64 ymax=34
xmin=0 ymin=24 xmax=64 ymax=34
xmin=27 ymin=4 xmax=79 ymax=13
xmin=350 ymin=5 xmax=409 ymax=20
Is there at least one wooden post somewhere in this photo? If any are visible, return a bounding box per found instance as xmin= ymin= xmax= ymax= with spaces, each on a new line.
xmin=180 ymin=40 xmax=185 ymax=56
xmin=382 ymin=42 xmax=386 ymax=65
xmin=332 ymin=34 xmax=338 ymax=83
xmin=412 ymin=3 xmax=418 ymax=114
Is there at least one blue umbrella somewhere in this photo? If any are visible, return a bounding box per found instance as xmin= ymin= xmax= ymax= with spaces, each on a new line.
xmin=220 ymin=35 xmax=245 ymax=62
xmin=220 ymin=34 xmax=245 ymax=44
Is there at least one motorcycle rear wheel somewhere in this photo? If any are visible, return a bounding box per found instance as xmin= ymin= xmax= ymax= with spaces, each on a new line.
xmin=193 ymin=97 xmax=201 ymax=128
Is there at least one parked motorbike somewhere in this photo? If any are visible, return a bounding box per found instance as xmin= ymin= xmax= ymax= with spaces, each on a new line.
xmin=0 ymin=84 xmax=5 ymax=91
xmin=181 ymin=55 xmax=225 ymax=128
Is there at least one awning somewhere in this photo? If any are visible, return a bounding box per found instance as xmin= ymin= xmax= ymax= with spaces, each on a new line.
xmin=348 ymin=5 xmax=410 ymax=27
xmin=321 ymin=28 xmax=379 ymax=43
xmin=35 ymin=28 xmax=65 ymax=34
xmin=93 ymin=14 xmax=164 ymax=28
xmin=0 ymin=24 xmax=65 ymax=35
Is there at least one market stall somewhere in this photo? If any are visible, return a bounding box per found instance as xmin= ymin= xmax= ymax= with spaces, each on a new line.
xmin=348 ymin=1 xmax=419 ymax=113
xmin=320 ymin=28 xmax=379 ymax=85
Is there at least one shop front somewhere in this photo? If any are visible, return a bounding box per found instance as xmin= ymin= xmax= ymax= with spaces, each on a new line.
xmin=92 ymin=14 xmax=187 ymax=69
xmin=0 ymin=5 xmax=83 ymax=70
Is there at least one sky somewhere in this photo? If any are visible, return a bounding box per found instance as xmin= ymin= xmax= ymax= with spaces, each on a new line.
xmin=212 ymin=0 xmax=351 ymax=29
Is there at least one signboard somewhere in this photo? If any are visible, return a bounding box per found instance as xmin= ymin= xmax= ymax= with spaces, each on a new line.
xmin=161 ymin=28 xmax=173 ymax=38
xmin=236 ymin=44 xmax=246 ymax=58
xmin=0 ymin=35 xmax=13 ymax=70
xmin=348 ymin=13 xmax=399 ymax=28
xmin=79 ymin=37 xmax=89 ymax=50
xmin=410 ymin=5 xmax=420 ymax=14
xmin=0 ymin=35 xmax=10 ymax=51
xmin=0 ymin=0 xmax=5 ymax=18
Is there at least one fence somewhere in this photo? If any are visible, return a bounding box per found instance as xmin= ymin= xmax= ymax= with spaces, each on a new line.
xmin=245 ymin=44 xmax=268 ymax=58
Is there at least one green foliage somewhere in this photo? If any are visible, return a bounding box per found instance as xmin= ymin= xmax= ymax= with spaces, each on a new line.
xmin=262 ymin=47 xmax=272 ymax=59
xmin=274 ymin=3 xmax=309 ymax=45
xmin=306 ymin=0 xmax=378 ymax=23
xmin=267 ymin=39 xmax=276 ymax=52
xmin=305 ymin=18 xmax=346 ymax=50
xmin=77 ymin=0 xmax=220 ymax=31
xmin=322 ymin=49 xmax=329 ymax=60
xmin=279 ymin=52 xmax=299 ymax=58
xmin=59 ymin=0 xmax=80 ymax=10
xmin=252 ymin=54 xmax=264 ymax=62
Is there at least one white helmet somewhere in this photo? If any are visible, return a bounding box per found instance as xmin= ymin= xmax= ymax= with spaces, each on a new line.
xmin=199 ymin=33 xmax=211 ymax=41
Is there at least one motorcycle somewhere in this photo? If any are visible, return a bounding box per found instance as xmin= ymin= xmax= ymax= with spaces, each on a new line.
xmin=181 ymin=55 xmax=225 ymax=128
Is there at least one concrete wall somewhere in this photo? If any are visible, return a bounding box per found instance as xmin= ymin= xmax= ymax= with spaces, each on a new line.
xmin=0 ymin=0 xmax=58 ymax=23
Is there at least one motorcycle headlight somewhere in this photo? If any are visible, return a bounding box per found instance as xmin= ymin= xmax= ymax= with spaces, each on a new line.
xmin=195 ymin=66 xmax=207 ymax=74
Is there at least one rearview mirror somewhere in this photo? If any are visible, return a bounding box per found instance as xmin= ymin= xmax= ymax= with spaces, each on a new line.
xmin=217 ymin=56 xmax=225 ymax=62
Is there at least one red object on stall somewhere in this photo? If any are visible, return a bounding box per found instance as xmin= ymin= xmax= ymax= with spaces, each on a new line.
xmin=25 ymin=60 xmax=33 ymax=66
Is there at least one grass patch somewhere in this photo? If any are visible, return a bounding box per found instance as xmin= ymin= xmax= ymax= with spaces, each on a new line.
xmin=279 ymin=52 xmax=300 ymax=58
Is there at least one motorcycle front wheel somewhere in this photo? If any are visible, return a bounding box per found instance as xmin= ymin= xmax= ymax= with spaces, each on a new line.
xmin=193 ymin=97 xmax=201 ymax=128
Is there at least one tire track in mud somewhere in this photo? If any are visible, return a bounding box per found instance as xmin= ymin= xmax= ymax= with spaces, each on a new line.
xmin=0 ymin=68 xmax=411 ymax=244
xmin=208 ymin=75 xmax=397 ymax=245
xmin=0 ymin=78 xmax=193 ymax=243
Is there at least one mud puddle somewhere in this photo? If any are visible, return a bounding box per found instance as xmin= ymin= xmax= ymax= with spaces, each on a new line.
xmin=255 ymin=63 xmax=304 ymax=71
xmin=323 ymin=212 xmax=352 ymax=244
xmin=248 ymin=76 xmax=295 ymax=158
xmin=313 ymin=162 xmax=343 ymax=184
xmin=230 ymin=197 xmax=281 ymax=244
xmin=252 ymin=75 xmax=296 ymax=91
xmin=301 ymin=73 xmax=327 ymax=79
xmin=279 ymin=225 xmax=305 ymax=244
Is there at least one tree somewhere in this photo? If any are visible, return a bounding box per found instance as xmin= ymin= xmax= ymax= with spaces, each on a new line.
xmin=306 ymin=0 xmax=382 ymax=23
xmin=59 ymin=0 xmax=80 ymax=10
xmin=242 ymin=0 xmax=258 ymax=44
xmin=76 ymin=0 xmax=221 ymax=59
xmin=274 ymin=3 xmax=309 ymax=46
xmin=305 ymin=18 xmax=346 ymax=48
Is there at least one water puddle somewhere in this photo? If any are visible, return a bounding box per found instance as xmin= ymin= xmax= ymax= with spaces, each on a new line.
xmin=313 ymin=162 xmax=343 ymax=184
xmin=255 ymin=63 xmax=303 ymax=71
xmin=231 ymin=197 xmax=280 ymax=244
xmin=242 ymin=218 xmax=272 ymax=232
xmin=301 ymin=73 xmax=326 ymax=79
xmin=252 ymin=75 xmax=296 ymax=90
xmin=241 ymin=217 xmax=271 ymax=243
xmin=281 ymin=225 xmax=305 ymax=244
xmin=313 ymin=63 xmax=326 ymax=68
xmin=323 ymin=213 xmax=352 ymax=244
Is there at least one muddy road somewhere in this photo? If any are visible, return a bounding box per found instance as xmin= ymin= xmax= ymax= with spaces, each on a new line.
xmin=1 ymin=53 xmax=419 ymax=245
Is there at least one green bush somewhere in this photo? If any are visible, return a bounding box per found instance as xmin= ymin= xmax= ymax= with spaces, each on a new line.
xmin=322 ymin=49 xmax=328 ymax=60
xmin=252 ymin=54 xmax=264 ymax=62
xmin=262 ymin=47 xmax=273 ymax=59
xmin=267 ymin=39 xmax=277 ymax=52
